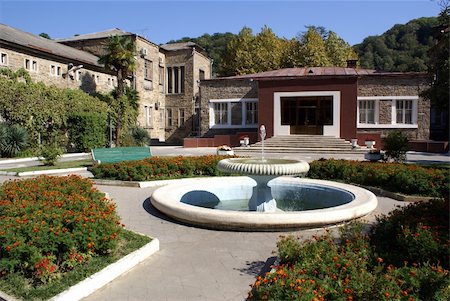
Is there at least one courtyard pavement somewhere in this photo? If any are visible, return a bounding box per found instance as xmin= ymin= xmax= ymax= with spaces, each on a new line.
xmin=0 ymin=148 xmax=447 ymax=301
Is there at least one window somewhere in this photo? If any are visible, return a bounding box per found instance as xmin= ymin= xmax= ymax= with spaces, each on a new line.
xmin=91 ymin=74 xmax=100 ymax=84
xmin=25 ymin=59 xmax=38 ymax=71
xmin=199 ymin=69 xmax=205 ymax=80
xmin=50 ymin=65 xmax=61 ymax=77
xmin=159 ymin=66 xmax=164 ymax=90
xmin=359 ymin=99 xmax=376 ymax=124
xmin=166 ymin=108 xmax=173 ymax=127
xmin=144 ymin=105 xmax=152 ymax=127
xmin=76 ymin=70 xmax=82 ymax=81
xmin=0 ymin=53 xmax=7 ymax=66
xmin=144 ymin=59 xmax=152 ymax=80
xmin=108 ymin=77 xmax=115 ymax=86
xmin=210 ymin=99 xmax=258 ymax=128
xmin=396 ymin=99 xmax=413 ymax=124
xmin=213 ymin=103 xmax=228 ymax=125
xmin=178 ymin=108 xmax=185 ymax=125
xmin=246 ymin=102 xmax=258 ymax=125
xmin=166 ymin=66 xmax=185 ymax=94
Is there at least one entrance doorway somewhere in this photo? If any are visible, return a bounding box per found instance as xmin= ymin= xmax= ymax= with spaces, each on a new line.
xmin=281 ymin=96 xmax=333 ymax=135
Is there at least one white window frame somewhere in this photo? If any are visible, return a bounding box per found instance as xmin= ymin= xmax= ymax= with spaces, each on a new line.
xmin=144 ymin=105 xmax=152 ymax=128
xmin=178 ymin=108 xmax=185 ymax=126
xmin=209 ymin=98 xmax=259 ymax=129
xmin=50 ymin=64 xmax=61 ymax=77
xmin=24 ymin=58 xmax=38 ymax=72
xmin=357 ymin=96 xmax=418 ymax=129
xmin=0 ymin=53 xmax=8 ymax=66
xmin=166 ymin=108 xmax=173 ymax=127
xmin=357 ymin=98 xmax=379 ymax=125
xmin=166 ymin=65 xmax=185 ymax=94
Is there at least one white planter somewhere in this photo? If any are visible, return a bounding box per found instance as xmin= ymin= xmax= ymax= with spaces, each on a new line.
xmin=217 ymin=150 xmax=234 ymax=156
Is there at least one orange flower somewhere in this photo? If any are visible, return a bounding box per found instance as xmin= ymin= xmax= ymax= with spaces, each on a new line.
xmin=377 ymin=257 xmax=384 ymax=263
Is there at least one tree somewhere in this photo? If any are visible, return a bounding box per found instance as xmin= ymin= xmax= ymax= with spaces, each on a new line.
xmin=39 ymin=33 xmax=51 ymax=39
xmin=98 ymin=35 xmax=137 ymax=146
xmin=221 ymin=27 xmax=257 ymax=76
xmin=421 ymin=1 xmax=449 ymax=139
xmin=298 ymin=27 xmax=330 ymax=67
xmin=281 ymin=27 xmax=355 ymax=68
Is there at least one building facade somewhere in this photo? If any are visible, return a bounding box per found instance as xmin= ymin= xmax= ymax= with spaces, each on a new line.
xmin=1 ymin=25 xmax=212 ymax=143
xmin=197 ymin=67 xmax=430 ymax=148
xmin=60 ymin=31 xmax=212 ymax=143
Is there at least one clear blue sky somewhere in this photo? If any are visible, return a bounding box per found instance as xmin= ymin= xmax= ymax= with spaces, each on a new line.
xmin=0 ymin=0 xmax=442 ymax=46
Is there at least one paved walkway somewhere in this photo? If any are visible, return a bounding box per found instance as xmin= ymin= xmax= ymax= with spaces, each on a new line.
xmin=80 ymin=184 xmax=405 ymax=301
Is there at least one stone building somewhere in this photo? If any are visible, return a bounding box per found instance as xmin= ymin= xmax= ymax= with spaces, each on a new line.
xmin=0 ymin=24 xmax=116 ymax=94
xmin=0 ymin=24 xmax=212 ymax=143
xmin=60 ymin=31 xmax=212 ymax=143
xmin=193 ymin=66 xmax=431 ymax=149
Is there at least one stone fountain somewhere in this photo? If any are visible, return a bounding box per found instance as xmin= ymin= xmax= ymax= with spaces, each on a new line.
xmin=217 ymin=125 xmax=310 ymax=212
xmin=151 ymin=125 xmax=378 ymax=230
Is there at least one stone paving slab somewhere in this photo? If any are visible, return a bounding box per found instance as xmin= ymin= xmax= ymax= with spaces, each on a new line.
xmin=82 ymin=184 xmax=407 ymax=301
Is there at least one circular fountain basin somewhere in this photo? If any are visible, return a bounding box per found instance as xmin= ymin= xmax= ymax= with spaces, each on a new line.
xmin=150 ymin=176 xmax=378 ymax=231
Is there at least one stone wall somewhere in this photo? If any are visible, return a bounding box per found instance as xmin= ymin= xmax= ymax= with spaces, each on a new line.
xmin=0 ymin=46 xmax=115 ymax=94
xmin=199 ymin=79 xmax=257 ymax=136
xmin=358 ymin=75 xmax=430 ymax=140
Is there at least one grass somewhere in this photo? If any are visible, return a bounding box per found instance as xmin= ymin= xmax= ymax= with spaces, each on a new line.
xmin=0 ymin=160 xmax=93 ymax=173
xmin=0 ymin=229 xmax=151 ymax=300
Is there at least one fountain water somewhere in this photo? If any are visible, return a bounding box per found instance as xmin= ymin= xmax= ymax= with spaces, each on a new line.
xmin=151 ymin=125 xmax=378 ymax=230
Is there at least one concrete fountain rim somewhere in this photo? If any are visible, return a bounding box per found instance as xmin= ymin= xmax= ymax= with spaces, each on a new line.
xmin=150 ymin=176 xmax=378 ymax=231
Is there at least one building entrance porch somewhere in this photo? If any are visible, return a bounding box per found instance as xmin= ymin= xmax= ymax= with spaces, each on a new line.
xmin=280 ymin=96 xmax=333 ymax=135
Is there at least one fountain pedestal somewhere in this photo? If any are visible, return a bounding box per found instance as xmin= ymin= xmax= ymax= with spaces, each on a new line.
xmin=248 ymin=175 xmax=277 ymax=212
xmin=217 ymin=158 xmax=310 ymax=212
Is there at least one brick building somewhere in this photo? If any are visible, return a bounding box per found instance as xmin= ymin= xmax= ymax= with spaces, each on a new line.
xmin=192 ymin=66 xmax=433 ymax=150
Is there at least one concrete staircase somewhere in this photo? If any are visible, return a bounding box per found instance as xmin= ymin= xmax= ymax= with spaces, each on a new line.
xmin=234 ymin=135 xmax=367 ymax=154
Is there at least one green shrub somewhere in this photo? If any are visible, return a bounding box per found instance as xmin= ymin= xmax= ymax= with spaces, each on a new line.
xmin=68 ymin=111 xmax=107 ymax=152
xmin=308 ymin=159 xmax=449 ymax=197
xmin=370 ymin=198 xmax=449 ymax=268
xmin=39 ymin=145 xmax=64 ymax=166
xmin=382 ymin=131 xmax=409 ymax=162
xmin=0 ymin=176 xmax=122 ymax=284
xmin=0 ymin=123 xmax=29 ymax=158
xmin=248 ymin=220 xmax=449 ymax=301
xmin=90 ymin=155 xmax=231 ymax=181
xmin=131 ymin=127 xmax=150 ymax=146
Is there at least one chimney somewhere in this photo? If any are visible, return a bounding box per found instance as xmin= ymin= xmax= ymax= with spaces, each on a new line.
xmin=346 ymin=59 xmax=358 ymax=68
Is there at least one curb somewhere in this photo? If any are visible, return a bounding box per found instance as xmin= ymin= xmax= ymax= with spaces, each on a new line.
xmin=92 ymin=177 xmax=198 ymax=188
xmin=0 ymin=153 xmax=90 ymax=165
xmin=361 ymin=185 xmax=435 ymax=202
xmin=50 ymin=237 xmax=159 ymax=301
xmin=17 ymin=167 xmax=88 ymax=177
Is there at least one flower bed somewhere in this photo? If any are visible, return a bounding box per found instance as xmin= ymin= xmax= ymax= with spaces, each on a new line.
xmin=0 ymin=175 xmax=123 ymax=284
xmin=248 ymin=199 xmax=450 ymax=300
xmin=90 ymin=155 xmax=232 ymax=181
xmin=308 ymin=159 xmax=449 ymax=197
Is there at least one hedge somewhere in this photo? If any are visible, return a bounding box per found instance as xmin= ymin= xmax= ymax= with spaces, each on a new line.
xmin=90 ymin=155 xmax=231 ymax=181
xmin=307 ymin=159 xmax=449 ymax=197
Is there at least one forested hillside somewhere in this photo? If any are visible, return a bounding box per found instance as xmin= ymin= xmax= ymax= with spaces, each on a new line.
xmin=354 ymin=17 xmax=439 ymax=72
xmin=166 ymin=16 xmax=440 ymax=74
